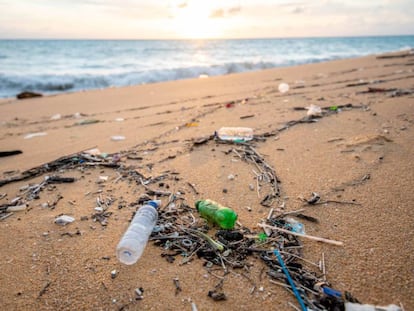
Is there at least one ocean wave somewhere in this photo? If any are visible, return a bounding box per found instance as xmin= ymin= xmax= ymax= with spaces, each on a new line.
xmin=0 ymin=61 xmax=283 ymax=98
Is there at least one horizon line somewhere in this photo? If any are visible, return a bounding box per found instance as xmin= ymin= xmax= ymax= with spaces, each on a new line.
xmin=1 ymin=34 xmax=414 ymax=41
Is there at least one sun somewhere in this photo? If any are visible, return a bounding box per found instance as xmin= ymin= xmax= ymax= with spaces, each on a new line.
xmin=170 ymin=1 xmax=222 ymax=39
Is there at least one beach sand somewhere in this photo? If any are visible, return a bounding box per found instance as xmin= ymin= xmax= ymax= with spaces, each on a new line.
xmin=0 ymin=52 xmax=413 ymax=310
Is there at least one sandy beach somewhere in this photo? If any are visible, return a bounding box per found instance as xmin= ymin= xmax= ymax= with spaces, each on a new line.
xmin=0 ymin=51 xmax=413 ymax=310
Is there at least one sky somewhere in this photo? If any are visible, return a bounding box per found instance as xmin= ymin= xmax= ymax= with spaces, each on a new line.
xmin=0 ymin=0 xmax=413 ymax=39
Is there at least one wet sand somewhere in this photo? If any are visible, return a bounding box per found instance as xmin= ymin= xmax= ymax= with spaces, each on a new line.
xmin=0 ymin=51 xmax=413 ymax=310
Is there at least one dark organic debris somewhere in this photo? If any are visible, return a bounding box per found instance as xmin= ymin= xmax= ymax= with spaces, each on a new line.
xmin=0 ymin=149 xmax=120 ymax=188
xmin=0 ymin=150 xmax=23 ymax=158
xmin=307 ymin=192 xmax=321 ymax=205
xmin=17 ymin=91 xmax=43 ymax=99
xmin=208 ymin=290 xmax=227 ymax=301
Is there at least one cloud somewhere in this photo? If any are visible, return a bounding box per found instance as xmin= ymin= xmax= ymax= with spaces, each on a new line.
xmin=209 ymin=6 xmax=241 ymax=18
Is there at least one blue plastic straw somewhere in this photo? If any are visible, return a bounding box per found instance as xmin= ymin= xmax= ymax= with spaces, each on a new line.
xmin=274 ymin=249 xmax=307 ymax=311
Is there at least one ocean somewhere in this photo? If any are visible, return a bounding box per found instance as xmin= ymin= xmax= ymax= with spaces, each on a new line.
xmin=0 ymin=36 xmax=413 ymax=98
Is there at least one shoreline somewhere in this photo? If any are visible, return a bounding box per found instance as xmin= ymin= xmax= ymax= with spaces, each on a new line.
xmin=0 ymin=51 xmax=413 ymax=310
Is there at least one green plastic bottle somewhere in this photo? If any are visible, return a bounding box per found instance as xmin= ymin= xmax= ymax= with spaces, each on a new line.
xmin=195 ymin=199 xmax=238 ymax=229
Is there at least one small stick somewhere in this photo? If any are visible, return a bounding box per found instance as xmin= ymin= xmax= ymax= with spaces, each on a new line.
xmin=259 ymin=223 xmax=344 ymax=246
xmin=38 ymin=281 xmax=51 ymax=298
xmin=288 ymin=301 xmax=301 ymax=311
xmin=308 ymin=200 xmax=361 ymax=206
xmin=0 ymin=212 xmax=13 ymax=221
xmin=187 ymin=182 xmax=199 ymax=195
xmin=269 ymin=279 xmax=291 ymax=289
xmin=322 ymin=253 xmax=326 ymax=281
xmin=278 ymin=209 xmax=306 ymax=217
xmin=279 ymin=251 xmax=320 ymax=268
xmin=173 ymin=277 xmax=182 ymax=295
xmin=267 ymin=208 xmax=274 ymax=220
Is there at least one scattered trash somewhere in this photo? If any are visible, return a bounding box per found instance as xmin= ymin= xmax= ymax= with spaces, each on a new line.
xmin=98 ymin=176 xmax=109 ymax=182
xmin=75 ymin=119 xmax=100 ymax=126
xmin=6 ymin=204 xmax=27 ymax=212
xmin=285 ymin=217 xmax=305 ymax=234
xmin=185 ymin=122 xmax=199 ymax=127
xmin=216 ymin=127 xmax=253 ymax=142
xmin=111 ymin=154 xmax=122 ymax=163
xmin=0 ymin=150 xmax=22 ymax=158
xmin=307 ymin=192 xmax=321 ymax=204
xmin=199 ymin=74 xmax=208 ymax=78
xmin=135 ymin=287 xmax=144 ymax=300
xmin=195 ymin=199 xmax=238 ymax=230
xmin=54 ymin=215 xmax=75 ymax=225
xmin=240 ymin=114 xmax=255 ymax=119
xmin=278 ymin=82 xmax=290 ymax=93
xmin=345 ymin=303 xmax=402 ymax=311
xmin=173 ymin=277 xmax=182 ymax=295
xmin=116 ymin=200 xmax=160 ymax=265
xmin=227 ymin=174 xmax=235 ymax=181
xmin=111 ymin=270 xmax=118 ymax=279
xmin=16 ymin=91 xmax=43 ymax=99
xmin=306 ymin=104 xmax=323 ymax=117
xmin=50 ymin=114 xmax=61 ymax=120
xmin=111 ymin=135 xmax=126 ymax=141
xmin=24 ymin=132 xmax=47 ymax=139
xmin=114 ymin=117 xmax=124 ymax=122
xmin=84 ymin=148 xmax=102 ymax=156
xmin=191 ymin=302 xmax=198 ymax=311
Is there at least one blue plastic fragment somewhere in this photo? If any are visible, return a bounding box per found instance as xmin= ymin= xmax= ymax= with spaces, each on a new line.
xmin=322 ymin=286 xmax=342 ymax=298
xmin=274 ymin=249 xmax=307 ymax=311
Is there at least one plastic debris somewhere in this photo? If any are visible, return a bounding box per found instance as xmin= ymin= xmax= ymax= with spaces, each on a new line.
xmin=50 ymin=114 xmax=61 ymax=120
xmin=216 ymin=127 xmax=253 ymax=142
xmin=75 ymin=119 xmax=100 ymax=126
xmin=54 ymin=215 xmax=75 ymax=225
xmin=278 ymin=82 xmax=290 ymax=93
xmin=345 ymin=303 xmax=402 ymax=311
xmin=111 ymin=135 xmax=126 ymax=141
xmin=24 ymin=132 xmax=47 ymax=139
xmin=115 ymin=117 xmax=124 ymax=122
xmin=6 ymin=204 xmax=27 ymax=212
xmin=306 ymin=104 xmax=323 ymax=117
xmin=285 ymin=217 xmax=305 ymax=234
xmin=195 ymin=199 xmax=238 ymax=230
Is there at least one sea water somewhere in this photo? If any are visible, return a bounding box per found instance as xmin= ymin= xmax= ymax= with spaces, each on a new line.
xmin=0 ymin=36 xmax=413 ymax=98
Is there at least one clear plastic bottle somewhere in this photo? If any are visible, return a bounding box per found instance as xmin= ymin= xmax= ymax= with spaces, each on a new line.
xmin=116 ymin=200 xmax=160 ymax=265
xmin=217 ymin=127 xmax=253 ymax=142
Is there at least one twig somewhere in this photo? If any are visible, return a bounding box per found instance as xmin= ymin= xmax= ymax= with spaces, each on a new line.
xmin=259 ymin=223 xmax=344 ymax=246
xmin=322 ymin=252 xmax=326 ymax=281
xmin=307 ymin=200 xmax=361 ymax=206
xmin=38 ymin=281 xmax=51 ymax=298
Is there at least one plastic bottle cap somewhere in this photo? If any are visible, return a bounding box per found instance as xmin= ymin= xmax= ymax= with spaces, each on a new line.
xmin=147 ymin=200 xmax=161 ymax=209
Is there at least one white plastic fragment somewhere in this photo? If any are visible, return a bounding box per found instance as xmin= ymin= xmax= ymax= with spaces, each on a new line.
xmin=50 ymin=114 xmax=61 ymax=120
xmin=217 ymin=127 xmax=253 ymax=142
xmin=345 ymin=302 xmax=401 ymax=311
xmin=115 ymin=117 xmax=124 ymax=122
xmin=306 ymin=104 xmax=323 ymax=117
xmin=278 ymin=82 xmax=290 ymax=93
xmin=111 ymin=135 xmax=125 ymax=141
xmin=6 ymin=204 xmax=27 ymax=212
xmin=24 ymin=132 xmax=47 ymax=139
xmin=54 ymin=215 xmax=75 ymax=225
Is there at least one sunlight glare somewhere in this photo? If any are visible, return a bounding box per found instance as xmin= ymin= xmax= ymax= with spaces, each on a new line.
xmin=170 ymin=1 xmax=222 ymax=39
